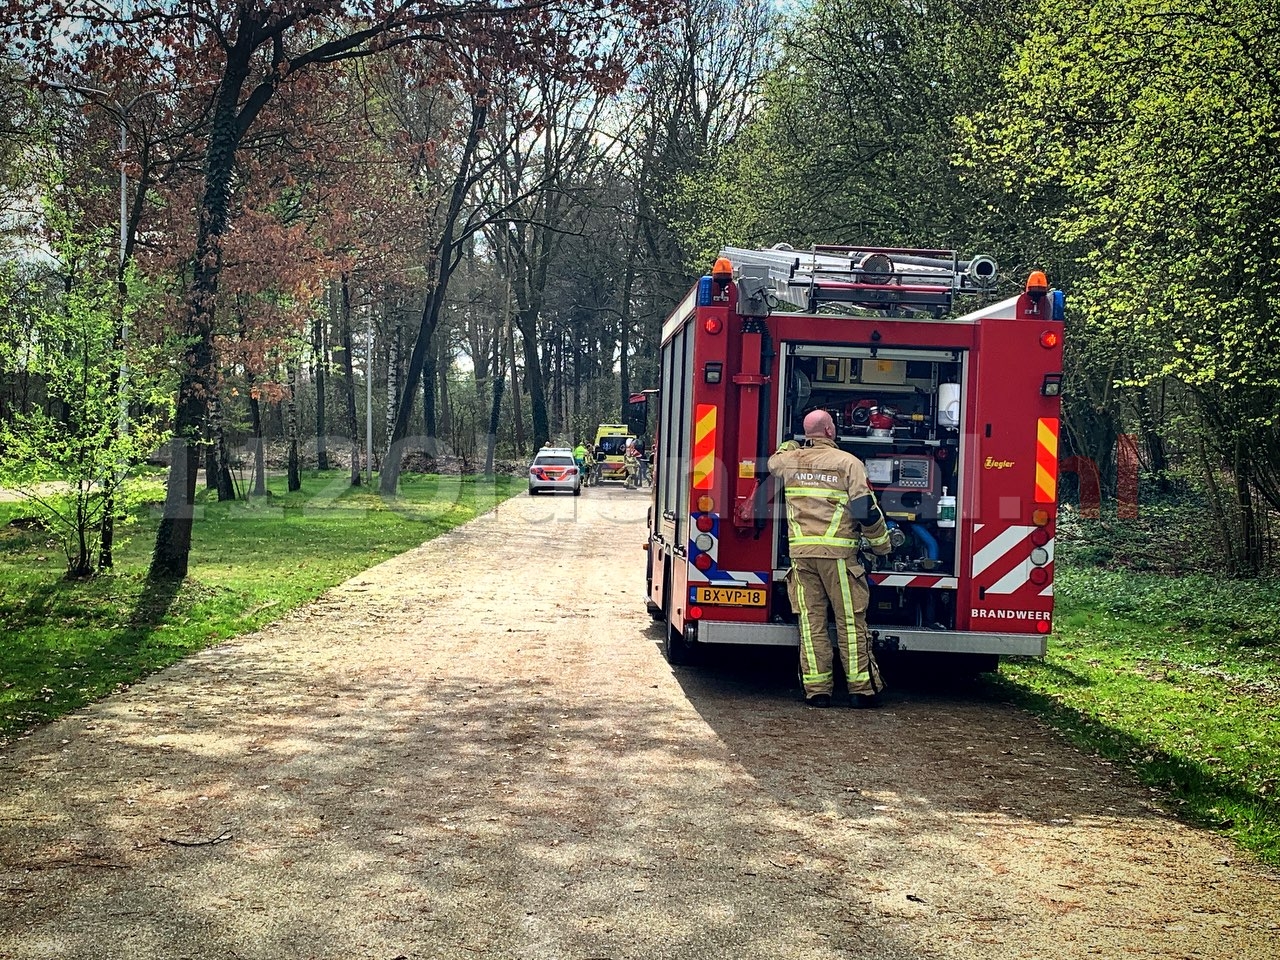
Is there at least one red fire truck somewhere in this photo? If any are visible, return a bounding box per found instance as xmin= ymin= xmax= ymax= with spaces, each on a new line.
xmin=645 ymin=244 xmax=1065 ymax=671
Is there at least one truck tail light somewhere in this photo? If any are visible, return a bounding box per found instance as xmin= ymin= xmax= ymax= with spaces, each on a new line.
xmin=1039 ymin=331 xmax=1059 ymax=349
xmin=693 ymin=553 xmax=712 ymax=571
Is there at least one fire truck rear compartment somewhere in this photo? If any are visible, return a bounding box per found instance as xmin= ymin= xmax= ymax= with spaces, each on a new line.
xmin=778 ymin=345 xmax=965 ymax=635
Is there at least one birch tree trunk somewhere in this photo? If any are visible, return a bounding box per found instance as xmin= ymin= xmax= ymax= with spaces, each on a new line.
xmin=248 ymin=384 xmax=267 ymax=497
xmin=337 ymin=275 xmax=361 ymax=487
xmin=385 ymin=308 xmax=401 ymax=476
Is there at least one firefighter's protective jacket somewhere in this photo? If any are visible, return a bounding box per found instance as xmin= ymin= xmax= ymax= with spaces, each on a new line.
xmin=767 ymin=437 xmax=892 ymax=560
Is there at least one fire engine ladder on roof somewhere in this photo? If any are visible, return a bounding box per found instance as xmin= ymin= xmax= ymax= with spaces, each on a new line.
xmin=720 ymin=244 xmax=999 ymax=315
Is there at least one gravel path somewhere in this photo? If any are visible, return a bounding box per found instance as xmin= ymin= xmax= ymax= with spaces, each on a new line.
xmin=1 ymin=488 xmax=1277 ymax=959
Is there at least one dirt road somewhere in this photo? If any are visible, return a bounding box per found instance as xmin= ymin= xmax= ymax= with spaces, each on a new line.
xmin=1 ymin=489 xmax=1277 ymax=959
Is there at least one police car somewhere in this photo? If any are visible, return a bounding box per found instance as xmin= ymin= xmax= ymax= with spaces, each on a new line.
xmin=528 ymin=448 xmax=582 ymax=496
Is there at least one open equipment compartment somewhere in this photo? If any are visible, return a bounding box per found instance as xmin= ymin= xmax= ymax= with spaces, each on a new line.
xmin=780 ymin=343 xmax=967 ymax=630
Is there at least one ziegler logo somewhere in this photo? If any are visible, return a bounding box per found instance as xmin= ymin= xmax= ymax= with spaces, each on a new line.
xmin=971 ymin=608 xmax=1051 ymax=621
xmin=984 ymin=457 xmax=1015 ymax=469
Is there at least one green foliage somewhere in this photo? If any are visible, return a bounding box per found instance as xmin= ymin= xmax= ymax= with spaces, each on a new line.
xmin=994 ymin=0 xmax=1280 ymax=395
xmin=968 ymin=0 xmax=1280 ymax=568
xmin=0 ymin=471 xmax=525 ymax=742
xmin=0 ymin=183 xmax=171 ymax=577
xmin=1055 ymin=483 xmax=1225 ymax=574
xmin=677 ymin=0 xmax=1036 ymax=270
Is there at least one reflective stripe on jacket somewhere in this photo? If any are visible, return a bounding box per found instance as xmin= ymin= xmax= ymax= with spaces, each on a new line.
xmin=767 ymin=437 xmax=890 ymax=559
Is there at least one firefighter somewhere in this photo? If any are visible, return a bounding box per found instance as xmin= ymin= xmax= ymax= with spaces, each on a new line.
xmin=623 ymin=442 xmax=639 ymax=489
xmin=634 ymin=436 xmax=649 ymax=486
xmin=768 ymin=409 xmax=893 ymax=708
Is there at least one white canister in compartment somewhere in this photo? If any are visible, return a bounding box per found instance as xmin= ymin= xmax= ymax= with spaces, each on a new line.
xmin=937 ymin=382 xmax=961 ymax=429
xmin=937 ymin=486 xmax=957 ymax=528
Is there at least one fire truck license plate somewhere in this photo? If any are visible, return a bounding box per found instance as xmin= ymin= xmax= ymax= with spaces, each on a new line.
xmin=693 ymin=586 xmax=766 ymax=606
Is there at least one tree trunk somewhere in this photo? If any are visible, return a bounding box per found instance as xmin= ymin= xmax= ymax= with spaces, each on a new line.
xmin=69 ymin=493 xmax=91 ymax=579
xmin=618 ymin=250 xmax=638 ymax=411
xmin=286 ymin=358 xmax=301 ymax=492
xmin=1195 ymin=429 xmax=1231 ymax=567
xmin=572 ymin=334 xmax=582 ymax=425
xmin=437 ymin=340 xmax=452 ymax=444
xmin=102 ymin=132 xmax=158 ymax=567
xmin=98 ymin=508 xmax=114 ymax=572
xmin=1137 ymin=381 xmax=1169 ymax=493
xmin=518 ymin=309 xmax=550 ymax=449
xmin=506 ymin=308 xmax=525 ymax=455
xmin=1234 ymin=438 xmax=1260 ymax=574
xmin=385 ymin=308 xmax=401 ymax=475
xmin=149 ymin=49 xmax=252 ymax=581
xmin=379 ymin=99 xmax=487 ymax=495
xmin=313 ymin=312 xmax=329 ymax=471
xmin=484 ymin=324 xmax=505 ymax=475
xmin=422 ymin=341 xmax=437 ymax=454
xmin=248 ymin=390 xmax=267 ymax=497
xmin=211 ymin=398 xmax=236 ymax=501
xmin=338 ymin=274 xmax=361 ymax=487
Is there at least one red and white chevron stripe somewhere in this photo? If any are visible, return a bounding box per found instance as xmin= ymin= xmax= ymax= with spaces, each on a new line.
xmin=869 ymin=573 xmax=958 ymax=590
xmin=971 ymin=522 xmax=1054 ymax=597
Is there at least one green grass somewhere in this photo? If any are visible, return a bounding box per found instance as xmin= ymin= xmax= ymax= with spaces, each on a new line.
xmin=993 ymin=484 xmax=1280 ymax=865
xmin=0 ymin=470 xmax=523 ymax=743
xmin=988 ymin=561 xmax=1280 ymax=867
